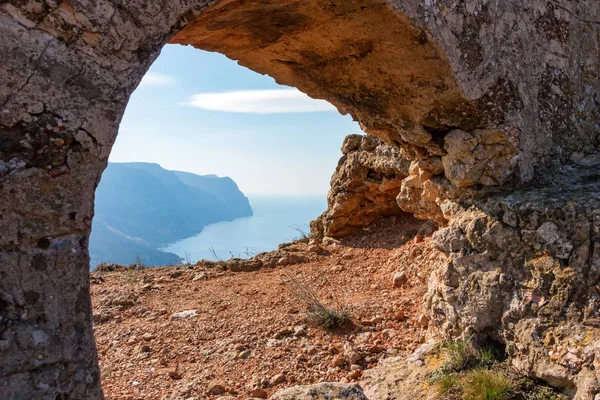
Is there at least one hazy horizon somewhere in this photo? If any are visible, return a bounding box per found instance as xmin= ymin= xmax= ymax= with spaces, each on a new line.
xmin=110 ymin=44 xmax=362 ymax=196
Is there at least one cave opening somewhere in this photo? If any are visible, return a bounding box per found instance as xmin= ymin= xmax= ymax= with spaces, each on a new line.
xmin=90 ymin=44 xmax=359 ymax=267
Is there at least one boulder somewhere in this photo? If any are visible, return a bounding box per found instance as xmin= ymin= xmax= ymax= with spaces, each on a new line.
xmin=270 ymin=383 xmax=368 ymax=400
xmin=311 ymin=135 xmax=411 ymax=238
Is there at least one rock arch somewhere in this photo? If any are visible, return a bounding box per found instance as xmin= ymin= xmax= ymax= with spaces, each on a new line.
xmin=1 ymin=0 xmax=600 ymax=398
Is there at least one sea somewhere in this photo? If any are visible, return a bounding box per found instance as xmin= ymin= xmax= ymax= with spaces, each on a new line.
xmin=163 ymin=195 xmax=327 ymax=263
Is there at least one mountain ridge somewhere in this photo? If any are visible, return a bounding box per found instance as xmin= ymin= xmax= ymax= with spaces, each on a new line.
xmin=90 ymin=162 xmax=252 ymax=267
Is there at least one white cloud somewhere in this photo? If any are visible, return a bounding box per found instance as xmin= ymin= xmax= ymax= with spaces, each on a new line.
xmin=184 ymin=89 xmax=337 ymax=114
xmin=139 ymin=72 xmax=178 ymax=87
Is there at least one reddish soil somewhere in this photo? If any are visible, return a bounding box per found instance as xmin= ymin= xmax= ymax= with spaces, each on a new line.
xmin=91 ymin=217 xmax=446 ymax=399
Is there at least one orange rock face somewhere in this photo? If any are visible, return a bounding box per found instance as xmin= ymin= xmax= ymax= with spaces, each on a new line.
xmin=310 ymin=134 xmax=412 ymax=238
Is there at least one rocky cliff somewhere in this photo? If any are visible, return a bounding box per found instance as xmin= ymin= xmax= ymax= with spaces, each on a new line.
xmin=3 ymin=0 xmax=600 ymax=398
xmin=90 ymin=162 xmax=252 ymax=267
xmin=311 ymin=134 xmax=411 ymax=238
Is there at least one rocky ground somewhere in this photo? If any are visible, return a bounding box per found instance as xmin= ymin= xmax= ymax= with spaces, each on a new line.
xmin=91 ymin=216 xmax=447 ymax=400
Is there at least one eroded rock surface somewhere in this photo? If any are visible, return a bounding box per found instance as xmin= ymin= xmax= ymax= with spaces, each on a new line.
xmin=427 ymin=163 xmax=600 ymax=399
xmin=311 ymin=134 xmax=411 ymax=238
xmin=271 ymin=382 xmax=368 ymax=400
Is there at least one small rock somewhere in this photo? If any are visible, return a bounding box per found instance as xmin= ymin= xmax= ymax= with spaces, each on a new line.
xmin=249 ymin=388 xmax=268 ymax=399
xmin=238 ymin=349 xmax=252 ymax=359
xmin=307 ymin=244 xmax=324 ymax=254
xmin=293 ymin=325 xmax=307 ymax=336
xmin=381 ymin=329 xmax=396 ymax=340
xmin=51 ymin=137 xmax=65 ymax=146
xmin=416 ymin=314 xmax=429 ymax=328
xmin=274 ymin=328 xmax=293 ymax=339
xmin=347 ymin=351 xmax=361 ymax=364
xmin=207 ymin=384 xmax=226 ymax=396
xmin=330 ymin=355 xmax=346 ymax=367
xmin=171 ymin=310 xmax=199 ymax=320
xmin=271 ymin=382 xmax=368 ymax=400
xmin=322 ymin=237 xmax=341 ymax=246
xmin=350 ymin=364 xmax=362 ymax=371
xmin=168 ymin=368 xmax=182 ymax=380
xmin=192 ymin=272 xmax=207 ymax=281
xmin=169 ymin=271 xmax=183 ymax=279
xmin=277 ymin=254 xmax=305 ymax=266
xmin=271 ymin=373 xmax=286 ymax=385
xmin=409 ymin=340 xmax=438 ymax=363
xmin=141 ymin=332 xmax=155 ymax=341
xmin=392 ymin=311 xmax=405 ymax=321
xmin=228 ymin=258 xmax=263 ymax=272
xmin=141 ymin=283 xmax=153 ymax=292
xmin=392 ymin=271 xmax=407 ymax=288
xmin=348 ymin=369 xmax=362 ymax=380
xmin=386 ymin=348 xmax=399 ymax=356
xmin=368 ymin=345 xmax=385 ymax=354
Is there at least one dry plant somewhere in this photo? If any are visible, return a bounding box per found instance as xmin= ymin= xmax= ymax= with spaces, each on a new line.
xmin=284 ymin=273 xmax=350 ymax=329
xmin=289 ymin=224 xmax=310 ymax=241
xmin=208 ymin=246 xmax=223 ymax=261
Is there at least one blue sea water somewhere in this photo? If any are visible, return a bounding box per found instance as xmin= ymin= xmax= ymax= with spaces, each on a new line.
xmin=163 ymin=195 xmax=326 ymax=262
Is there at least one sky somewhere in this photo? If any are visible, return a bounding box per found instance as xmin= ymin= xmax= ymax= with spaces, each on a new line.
xmin=110 ymin=44 xmax=362 ymax=195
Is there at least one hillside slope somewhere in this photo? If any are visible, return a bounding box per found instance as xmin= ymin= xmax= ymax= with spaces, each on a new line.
xmin=91 ymin=216 xmax=438 ymax=399
xmin=90 ymin=163 xmax=252 ymax=267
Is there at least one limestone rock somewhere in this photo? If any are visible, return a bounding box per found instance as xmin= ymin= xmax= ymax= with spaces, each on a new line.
xmin=311 ymin=134 xmax=411 ymax=238
xmin=442 ymin=129 xmax=519 ymax=188
xmin=432 ymin=226 xmax=470 ymax=254
xmin=171 ymin=310 xmax=199 ymax=321
xmin=270 ymin=383 xmax=368 ymax=400
xmin=361 ymin=356 xmax=438 ymax=400
xmin=426 ymin=165 xmax=600 ymax=396
xmin=347 ymin=352 xmax=362 ymax=365
xmin=396 ymin=173 xmax=448 ymax=224
xmin=208 ymin=384 xmax=227 ymax=396
xmin=227 ymin=258 xmax=263 ymax=272
xmin=250 ymin=389 xmax=268 ymax=399
xmin=392 ymin=271 xmax=407 ymax=288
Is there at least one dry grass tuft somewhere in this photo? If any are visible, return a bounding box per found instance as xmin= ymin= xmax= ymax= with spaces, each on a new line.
xmin=285 ymin=274 xmax=350 ymax=329
xmin=462 ymin=369 xmax=513 ymax=400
